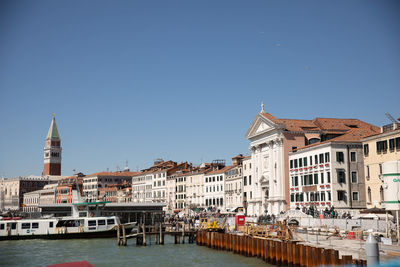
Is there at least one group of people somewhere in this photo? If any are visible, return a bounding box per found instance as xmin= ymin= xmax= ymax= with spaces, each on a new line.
xmin=296 ymin=205 xmax=352 ymax=219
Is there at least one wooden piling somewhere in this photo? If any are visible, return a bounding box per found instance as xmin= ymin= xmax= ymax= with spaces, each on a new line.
xmin=142 ymin=224 xmax=146 ymax=246
xmin=122 ymin=225 xmax=127 ymax=246
xmin=117 ymin=225 xmax=121 ymax=246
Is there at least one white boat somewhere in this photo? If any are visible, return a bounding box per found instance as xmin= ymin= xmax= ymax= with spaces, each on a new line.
xmin=0 ymin=184 xmax=134 ymax=240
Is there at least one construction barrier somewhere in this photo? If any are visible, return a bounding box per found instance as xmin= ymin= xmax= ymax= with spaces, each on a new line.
xmin=196 ymin=231 xmax=367 ymax=266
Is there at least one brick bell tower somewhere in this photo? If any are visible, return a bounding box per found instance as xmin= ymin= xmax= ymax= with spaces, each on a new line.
xmin=43 ymin=114 xmax=62 ymax=176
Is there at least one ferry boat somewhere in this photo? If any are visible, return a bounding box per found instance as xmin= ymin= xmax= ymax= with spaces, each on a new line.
xmin=0 ymin=184 xmax=135 ymax=240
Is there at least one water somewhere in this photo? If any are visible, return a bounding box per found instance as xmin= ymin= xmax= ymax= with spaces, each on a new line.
xmin=0 ymin=236 xmax=272 ymax=267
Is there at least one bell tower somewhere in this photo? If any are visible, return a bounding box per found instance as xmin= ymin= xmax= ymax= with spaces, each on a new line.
xmin=43 ymin=114 xmax=62 ymax=176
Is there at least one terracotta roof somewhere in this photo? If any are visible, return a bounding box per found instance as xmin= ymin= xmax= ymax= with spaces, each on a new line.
xmin=86 ymin=171 xmax=140 ymax=177
xmin=205 ymin=166 xmax=234 ymax=175
xmin=260 ymin=112 xmax=379 ymax=133
xmin=293 ymin=127 xmax=380 ymax=151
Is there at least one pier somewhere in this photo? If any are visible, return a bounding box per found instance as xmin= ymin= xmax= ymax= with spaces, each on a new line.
xmin=117 ymin=222 xmax=196 ymax=246
xmin=196 ymin=231 xmax=368 ymax=266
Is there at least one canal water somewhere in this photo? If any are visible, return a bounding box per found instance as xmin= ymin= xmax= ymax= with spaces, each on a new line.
xmin=0 ymin=236 xmax=272 ymax=267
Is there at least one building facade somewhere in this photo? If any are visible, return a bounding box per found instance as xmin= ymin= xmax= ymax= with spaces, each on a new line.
xmin=204 ymin=166 xmax=232 ymax=211
xmin=245 ymin=104 xmax=379 ymax=215
xmin=225 ymin=155 xmax=244 ymax=211
xmin=362 ymin=123 xmax=400 ymax=208
xmin=0 ymin=176 xmax=49 ymax=211
xmin=289 ymin=142 xmax=367 ymax=211
xmin=83 ymin=172 xmax=136 ymax=202
xmin=186 ymin=163 xmax=211 ymax=210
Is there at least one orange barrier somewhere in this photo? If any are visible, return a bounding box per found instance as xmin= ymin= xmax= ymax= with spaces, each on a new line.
xmin=196 ymin=231 xmax=367 ymax=266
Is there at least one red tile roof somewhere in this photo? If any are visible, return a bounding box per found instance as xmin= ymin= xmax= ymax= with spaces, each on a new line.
xmin=260 ymin=112 xmax=380 ymax=151
xmin=205 ymin=166 xmax=234 ymax=175
xmin=260 ymin=112 xmax=379 ymax=134
xmin=86 ymin=171 xmax=140 ymax=177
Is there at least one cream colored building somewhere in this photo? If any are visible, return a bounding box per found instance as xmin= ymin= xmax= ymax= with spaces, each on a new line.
xmin=225 ymin=155 xmax=244 ymax=211
xmin=362 ymin=123 xmax=400 ymax=208
xmin=186 ymin=164 xmax=212 ymax=210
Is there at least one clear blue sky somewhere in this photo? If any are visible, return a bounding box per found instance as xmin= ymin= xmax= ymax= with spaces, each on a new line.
xmin=1 ymin=0 xmax=399 ymax=177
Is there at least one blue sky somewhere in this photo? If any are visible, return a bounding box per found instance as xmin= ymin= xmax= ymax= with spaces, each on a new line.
xmin=0 ymin=0 xmax=399 ymax=177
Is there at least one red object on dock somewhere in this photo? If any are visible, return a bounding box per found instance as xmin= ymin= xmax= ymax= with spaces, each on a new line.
xmin=347 ymin=232 xmax=355 ymax=239
xmin=235 ymin=215 xmax=245 ymax=230
xmin=46 ymin=261 xmax=95 ymax=267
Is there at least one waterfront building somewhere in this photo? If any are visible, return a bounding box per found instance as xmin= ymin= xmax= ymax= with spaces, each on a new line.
xmin=242 ymin=156 xmax=256 ymax=215
xmin=131 ymin=170 xmax=154 ymax=203
xmin=39 ymin=183 xmax=58 ymax=205
xmin=362 ymin=120 xmax=400 ymax=208
xmin=166 ymin=171 xmax=176 ymax=211
xmin=22 ymin=190 xmax=40 ymax=213
xmin=43 ymin=115 xmax=62 ymax=176
xmin=166 ymin=162 xmax=193 ymax=213
xmin=289 ymin=134 xmax=375 ymax=211
xmin=225 ymin=155 xmax=244 ymax=211
xmin=98 ymin=181 xmax=131 ymax=203
xmin=245 ymin=103 xmax=380 ymax=215
xmin=56 ymin=175 xmax=84 ymax=203
xmin=0 ymin=175 xmax=49 ymax=211
xmin=186 ymin=163 xmax=212 ymax=210
xmin=175 ymin=171 xmax=188 ymax=210
xmin=23 ymin=183 xmax=59 ymax=213
xmin=204 ymin=165 xmax=232 ymax=211
xmin=83 ymin=171 xmax=137 ymax=202
xmin=145 ymin=160 xmax=177 ymax=204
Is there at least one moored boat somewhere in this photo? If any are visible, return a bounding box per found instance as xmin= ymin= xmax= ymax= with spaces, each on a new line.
xmin=0 ymin=183 xmax=135 ymax=240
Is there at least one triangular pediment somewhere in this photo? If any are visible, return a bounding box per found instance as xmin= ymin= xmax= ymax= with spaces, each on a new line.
xmin=246 ymin=113 xmax=281 ymax=139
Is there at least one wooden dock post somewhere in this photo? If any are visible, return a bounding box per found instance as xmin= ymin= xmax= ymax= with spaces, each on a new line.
xmin=143 ymin=224 xmax=147 ymax=246
xmin=292 ymin=243 xmax=299 ymax=267
xmin=298 ymin=244 xmax=304 ymax=267
xmin=160 ymin=223 xmax=164 ymax=245
xmin=330 ymin=249 xmax=340 ymax=266
xmin=117 ymin=225 xmax=121 ymax=246
xmin=122 ymin=225 xmax=127 ymax=246
xmin=182 ymin=223 xmax=185 ymax=244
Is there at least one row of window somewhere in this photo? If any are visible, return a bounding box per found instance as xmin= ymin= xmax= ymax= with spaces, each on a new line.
xmin=205 ymin=198 xmax=224 ymax=206
xmin=176 ymin=194 xmax=186 ymax=200
xmin=205 ymin=185 xmax=224 ymax=193
xmin=290 ymin=191 xmax=358 ymax=202
xmin=154 ymin=180 xmax=166 ymax=187
xmin=88 ymin=219 xmax=115 ymax=226
xmin=290 ymin=153 xmax=330 ymax=169
xmin=291 ymin=170 xmax=359 ymax=187
xmin=243 ymin=175 xmax=252 ymax=186
xmin=290 ymin=151 xmax=358 ymax=168
xmin=290 ymin=191 xmax=332 ymax=202
xmin=291 ymin=172 xmax=331 ymax=186
xmin=205 ymin=176 xmax=224 ymax=183
xmin=153 ymin=191 xmax=165 ymax=198
xmin=364 ymin=137 xmax=400 ymax=156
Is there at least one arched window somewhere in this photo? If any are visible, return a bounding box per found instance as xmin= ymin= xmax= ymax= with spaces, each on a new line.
xmin=380 ymin=186 xmax=384 ymax=202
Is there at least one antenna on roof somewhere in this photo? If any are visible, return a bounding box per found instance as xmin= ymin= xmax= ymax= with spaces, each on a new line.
xmin=385 ymin=112 xmax=397 ymax=123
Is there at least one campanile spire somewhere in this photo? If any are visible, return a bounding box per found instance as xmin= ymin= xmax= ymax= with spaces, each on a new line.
xmin=43 ymin=114 xmax=62 ymax=176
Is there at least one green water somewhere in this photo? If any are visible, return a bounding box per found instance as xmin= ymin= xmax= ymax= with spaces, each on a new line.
xmin=0 ymin=236 xmax=272 ymax=267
